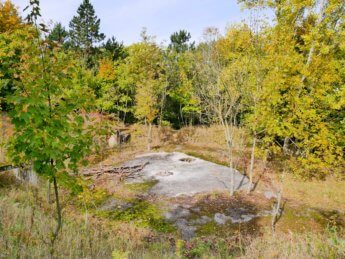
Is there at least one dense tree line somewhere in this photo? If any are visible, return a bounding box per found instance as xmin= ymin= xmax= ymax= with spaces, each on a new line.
xmin=0 ymin=0 xmax=344 ymax=186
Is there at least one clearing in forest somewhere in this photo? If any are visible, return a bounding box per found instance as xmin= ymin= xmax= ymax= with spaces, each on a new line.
xmin=123 ymin=152 xmax=251 ymax=197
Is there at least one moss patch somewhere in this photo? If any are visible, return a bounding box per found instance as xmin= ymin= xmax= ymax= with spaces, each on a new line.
xmin=196 ymin=221 xmax=219 ymax=236
xmin=125 ymin=180 xmax=158 ymax=193
xmin=184 ymin=151 xmax=228 ymax=167
xmin=273 ymin=206 xmax=345 ymax=234
xmin=99 ymin=200 xmax=175 ymax=233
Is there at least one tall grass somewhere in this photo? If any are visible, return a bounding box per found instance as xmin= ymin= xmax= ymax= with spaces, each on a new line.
xmin=0 ymin=172 xmax=344 ymax=258
xmin=241 ymin=230 xmax=345 ymax=259
xmin=0 ymin=174 xmax=174 ymax=258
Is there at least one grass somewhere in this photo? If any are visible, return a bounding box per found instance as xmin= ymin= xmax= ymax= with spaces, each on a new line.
xmin=125 ymin=179 xmax=159 ymax=193
xmin=108 ymin=200 xmax=175 ymax=233
xmin=0 ymin=171 xmax=344 ymax=258
xmin=241 ymin=229 xmax=345 ymax=259
xmin=172 ymin=126 xmax=344 ymax=216
xmin=282 ymin=174 xmax=345 ymax=213
xmin=1 ymin=123 xmax=344 ymax=258
xmin=184 ymin=150 xmax=229 ymax=167
xmin=0 ymin=172 xmax=175 ymax=258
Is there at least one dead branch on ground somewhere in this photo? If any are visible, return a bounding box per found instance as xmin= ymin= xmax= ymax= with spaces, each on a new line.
xmin=82 ymin=162 xmax=149 ymax=181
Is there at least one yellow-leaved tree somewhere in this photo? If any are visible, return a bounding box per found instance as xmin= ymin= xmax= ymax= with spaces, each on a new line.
xmin=121 ymin=31 xmax=166 ymax=150
xmin=0 ymin=0 xmax=22 ymax=33
xmin=240 ymin=0 xmax=345 ymax=178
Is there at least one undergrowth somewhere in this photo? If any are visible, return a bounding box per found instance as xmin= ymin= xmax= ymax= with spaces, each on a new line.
xmin=97 ymin=200 xmax=175 ymax=233
xmin=0 ymin=172 xmax=344 ymax=258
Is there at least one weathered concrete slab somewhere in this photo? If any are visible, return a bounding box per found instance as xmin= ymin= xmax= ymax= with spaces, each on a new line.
xmin=123 ymin=152 xmax=250 ymax=197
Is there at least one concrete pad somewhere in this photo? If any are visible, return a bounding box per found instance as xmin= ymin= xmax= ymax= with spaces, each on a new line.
xmin=123 ymin=152 xmax=250 ymax=197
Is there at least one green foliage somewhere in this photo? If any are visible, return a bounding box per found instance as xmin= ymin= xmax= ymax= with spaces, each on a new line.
xmin=125 ymin=180 xmax=158 ymax=192
xmin=0 ymin=0 xmax=344 ymax=257
xmin=48 ymin=22 xmax=68 ymax=45
xmin=6 ymin=25 xmax=94 ymax=181
xmin=169 ymin=30 xmax=195 ymax=53
xmin=1 ymin=182 xmax=344 ymax=258
xmin=76 ymin=179 xmax=109 ymax=208
xmin=165 ymin=49 xmax=200 ymax=128
xmin=196 ymin=221 xmax=218 ymax=236
xmin=0 ymin=0 xmax=22 ymax=33
xmin=108 ymin=35 xmax=167 ymax=147
xmin=184 ymin=240 xmax=213 ymax=258
xmin=245 ymin=0 xmax=345 ymax=178
xmin=0 ymin=25 xmax=33 ymax=111
xmin=0 ymin=182 xmax=174 ymax=258
xmin=96 ymin=57 xmax=135 ymax=121
xmin=112 ymin=250 xmax=128 ymax=259
xmin=128 ymin=41 xmax=166 ymax=124
xmin=69 ymin=0 xmax=105 ymax=61
xmin=1 ymin=0 xmax=343 ymax=184
xmin=102 ymin=36 xmax=127 ymax=61
xmin=102 ymin=200 xmax=175 ymax=233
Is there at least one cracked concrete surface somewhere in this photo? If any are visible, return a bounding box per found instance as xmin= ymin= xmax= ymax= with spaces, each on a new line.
xmin=123 ymin=152 xmax=251 ymax=197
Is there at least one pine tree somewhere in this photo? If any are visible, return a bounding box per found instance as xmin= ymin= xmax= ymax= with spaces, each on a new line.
xmin=103 ymin=36 xmax=126 ymax=61
xmin=48 ymin=22 xmax=68 ymax=45
xmin=169 ymin=30 xmax=195 ymax=53
xmin=69 ymin=0 xmax=105 ymax=55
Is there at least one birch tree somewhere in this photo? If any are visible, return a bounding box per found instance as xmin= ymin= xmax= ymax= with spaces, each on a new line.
xmin=196 ymin=27 xmax=249 ymax=195
xmin=240 ymin=0 xmax=345 ymax=178
xmin=243 ymin=12 xmax=268 ymax=192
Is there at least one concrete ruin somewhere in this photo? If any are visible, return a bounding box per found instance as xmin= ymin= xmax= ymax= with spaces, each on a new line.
xmin=123 ymin=152 xmax=251 ymax=197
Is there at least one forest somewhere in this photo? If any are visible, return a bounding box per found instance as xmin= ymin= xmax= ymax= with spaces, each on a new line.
xmin=0 ymin=0 xmax=344 ymax=258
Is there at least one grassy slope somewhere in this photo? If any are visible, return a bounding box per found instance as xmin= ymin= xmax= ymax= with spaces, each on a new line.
xmin=0 ymin=124 xmax=344 ymax=258
xmin=0 ymin=175 xmax=344 ymax=258
xmin=0 ymin=173 xmax=175 ymax=258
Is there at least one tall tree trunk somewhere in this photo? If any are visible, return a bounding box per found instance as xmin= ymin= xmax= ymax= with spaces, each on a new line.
xmin=300 ymin=0 xmax=328 ymax=85
xmin=0 ymin=112 xmax=6 ymax=164
xmin=47 ymin=180 xmax=51 ymax=204
xmin=271 ymin=169 xmax=285 ymax=233
xmin=51 ymin=175 xmax=62 ymax=250
xmin=123 ymin=98 xmax=129 ymax=123
xmin=247 ymin=135 xmax=256 ymax=193
xmin=179 ymin=104 xmax=185 ymax=127
xmin=221 ymin=118 xmax=235 ymax=196
xmin=283 ymin=137 xmax=289 ymax=155
xmin=147 ymin=122 xmax=152 ymax=151
xmin=271 ymin=189 xmax=282 ymax=233
xmin=159 ymin=83 xmax=167 ymax=127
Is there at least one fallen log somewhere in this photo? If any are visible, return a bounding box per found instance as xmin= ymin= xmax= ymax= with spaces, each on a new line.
xmin=82 ymin=162 xmax=149 ymax=179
